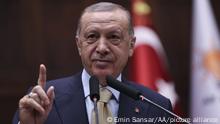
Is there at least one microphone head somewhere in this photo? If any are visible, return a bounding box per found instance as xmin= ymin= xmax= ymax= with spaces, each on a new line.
xmin=89 ymin=76 xmax=100 ymax=101
xmin=106 ymin=75 xmax=141 ymax=100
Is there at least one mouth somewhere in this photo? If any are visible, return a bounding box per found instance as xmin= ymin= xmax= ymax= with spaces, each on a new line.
xmin=92 ymin=59 xmax=112 ymax=68
xmin=92 ymin=58 xmax=112 ymax=62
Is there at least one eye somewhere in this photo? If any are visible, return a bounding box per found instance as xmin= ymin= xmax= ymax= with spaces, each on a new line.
xmin=111 ymin=34 xmax=120 ymax=39
xmin=108 ymin=34 xmax=121 ymax=45
xmin=88 ymin=33 xmax=96 ymax=39
xmin=86 ymin=33 xmax=99 ymax=43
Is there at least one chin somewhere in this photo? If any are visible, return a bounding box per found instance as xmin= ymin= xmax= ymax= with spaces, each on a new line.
xmin=93 ymin=69 xmax=112 ymax=78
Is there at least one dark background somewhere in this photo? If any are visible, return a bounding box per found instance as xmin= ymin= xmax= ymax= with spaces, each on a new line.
xmin=1 ymin=0 xmax=220 ymax=123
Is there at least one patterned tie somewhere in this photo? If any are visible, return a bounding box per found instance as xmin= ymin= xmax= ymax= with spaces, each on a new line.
xmin=91 ymin=88 xmax=113 ymax=124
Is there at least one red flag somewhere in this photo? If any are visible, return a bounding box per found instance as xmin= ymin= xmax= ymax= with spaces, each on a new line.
xmin=130 ymin=0 xmax=182 ymax=115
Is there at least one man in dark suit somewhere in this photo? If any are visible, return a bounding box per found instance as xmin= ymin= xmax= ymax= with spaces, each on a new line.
xmin=13 ymin=2 xmax=173 ymax=124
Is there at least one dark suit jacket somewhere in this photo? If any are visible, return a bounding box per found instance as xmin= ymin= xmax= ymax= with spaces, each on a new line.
xmin=13 ymin=72 xmax=173 ymax=124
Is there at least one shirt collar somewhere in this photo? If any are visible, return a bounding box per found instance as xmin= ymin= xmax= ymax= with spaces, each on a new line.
xmin=81 ymin=69 xmax=120 ymax=102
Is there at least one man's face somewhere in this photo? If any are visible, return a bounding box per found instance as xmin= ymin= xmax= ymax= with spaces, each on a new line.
xmin=76 ymin=10 xmax=135 ymax=84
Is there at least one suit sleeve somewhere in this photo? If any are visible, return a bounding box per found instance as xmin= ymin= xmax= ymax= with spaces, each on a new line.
xmin=12 ymin=109 xmax=19 ymax=124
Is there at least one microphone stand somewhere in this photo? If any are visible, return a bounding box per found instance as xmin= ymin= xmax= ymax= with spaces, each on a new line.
xmin=93 ymin=97 xmax=99 ymax=124
xmin=106 ymin=75 xmax=191 ymax=124
xmin=89 ymin=76 xmax=100 ymax=124
xmin=139 ymin=95 xmax=191 ymax=124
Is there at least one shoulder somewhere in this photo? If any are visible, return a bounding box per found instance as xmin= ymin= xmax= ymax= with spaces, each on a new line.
xmin=46 ymin=72 xmax=80 ymax=86
xmin=45 ymin=72 xmax=82 ymax=96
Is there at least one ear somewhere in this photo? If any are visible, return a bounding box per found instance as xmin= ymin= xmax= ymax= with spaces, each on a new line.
xmin=129 ymin=36 xmax=136 ymax=57
xmin=75 ymin=36 xmax=82 ymax=56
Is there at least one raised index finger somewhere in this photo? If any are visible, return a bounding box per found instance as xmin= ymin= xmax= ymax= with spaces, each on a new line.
xmin=38 ymin=64 xmax=47 ymax=88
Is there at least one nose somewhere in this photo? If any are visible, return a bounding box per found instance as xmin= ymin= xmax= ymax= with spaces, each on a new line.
xmin=96 ymin=37 xmax=110 ymax=56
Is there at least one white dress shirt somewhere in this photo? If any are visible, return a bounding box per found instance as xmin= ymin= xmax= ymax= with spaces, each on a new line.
xmin=81 ymin=69 xmax=120 ymax=124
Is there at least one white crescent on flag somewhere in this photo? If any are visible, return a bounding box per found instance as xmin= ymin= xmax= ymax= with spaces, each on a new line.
xmin=134 ymin=26 xmax=178 ymax=107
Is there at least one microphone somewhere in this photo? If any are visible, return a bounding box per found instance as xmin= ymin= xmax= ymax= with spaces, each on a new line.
xmin=53 ymin=76 xmax=100 ymax=124
xmin=106 ymin=75 xmax=141 ymax=100
xmin=89 ymin=76 xmax=100 ymax=124
xmin=89 ymin=76 xmax=100 ymax=101
xmin=106 ymin=75 xmax=190 ymax=124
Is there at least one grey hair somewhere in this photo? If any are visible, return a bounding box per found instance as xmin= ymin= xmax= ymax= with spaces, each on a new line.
xmin=76 ymin=2 xmax=134 ymax=36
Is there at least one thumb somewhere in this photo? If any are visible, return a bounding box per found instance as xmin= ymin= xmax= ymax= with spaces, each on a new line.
xmin=47 ymin=86 xmax=55 ymax=104
xmin=44 ymin=86 xmax=55 ymax=116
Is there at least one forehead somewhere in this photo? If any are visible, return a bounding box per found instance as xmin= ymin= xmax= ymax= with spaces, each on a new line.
xmin=80 ymin=10 xmax=129 ymax=30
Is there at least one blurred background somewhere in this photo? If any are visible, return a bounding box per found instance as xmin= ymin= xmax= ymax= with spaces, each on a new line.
xmin=1 ymin=0 xmax=220 ymax=123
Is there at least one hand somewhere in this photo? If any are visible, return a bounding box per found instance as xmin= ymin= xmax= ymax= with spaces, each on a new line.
xmin=19 ymin=64 xmax=55 ymax=124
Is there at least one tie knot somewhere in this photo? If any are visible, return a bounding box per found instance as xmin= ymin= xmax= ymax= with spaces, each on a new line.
xmin=99 ymin=88 xmax=112 ymax=103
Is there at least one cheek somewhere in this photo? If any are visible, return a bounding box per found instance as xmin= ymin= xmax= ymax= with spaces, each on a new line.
xmin=114 ymin=48 xmax=130 ymax=67
xmin=80 ymin=46 xmax=94 ymax=63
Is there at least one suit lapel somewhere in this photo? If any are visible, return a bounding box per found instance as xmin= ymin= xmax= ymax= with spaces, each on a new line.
xmin=117 ymin=80 xmax=150 ymax=121
xmin=54 ymin=73 xmax=89 ymax=124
